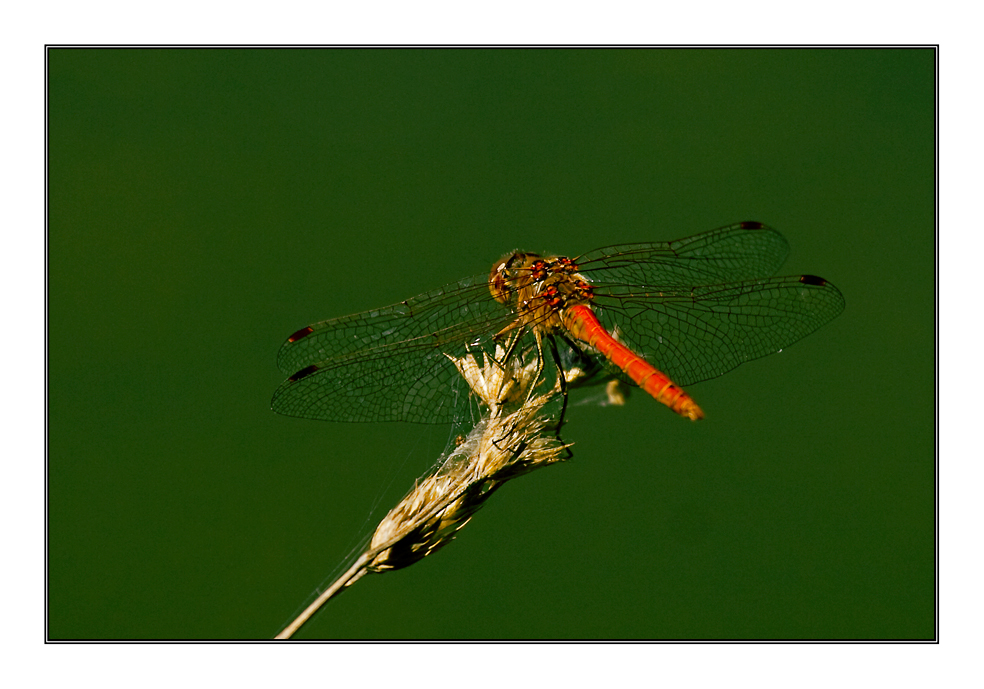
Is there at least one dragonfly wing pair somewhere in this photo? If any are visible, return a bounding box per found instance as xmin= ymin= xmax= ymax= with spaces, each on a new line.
xmin=272 ymin=222 xmax=845 ymax=423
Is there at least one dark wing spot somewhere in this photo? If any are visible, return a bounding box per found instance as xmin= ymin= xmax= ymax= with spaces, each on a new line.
xmin=739 ymin=221 xmax=766 ymax=229
xmin=288 ymin=326 xmax=315 ymax=343
xmin=799 ymin=274 xmax=828 ymax=286
xmin=288 ymin=364 xmax=319 ymax=382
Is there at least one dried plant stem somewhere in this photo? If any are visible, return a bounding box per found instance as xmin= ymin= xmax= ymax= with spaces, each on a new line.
xmin=274 ymin=553 xmax=371 ymax=640
xmin=274 ymin=518 xmax=443 ymax=640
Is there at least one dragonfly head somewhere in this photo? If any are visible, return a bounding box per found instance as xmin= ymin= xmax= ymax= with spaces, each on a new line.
xmin=489 ymin=251 xmax=542 ymax=304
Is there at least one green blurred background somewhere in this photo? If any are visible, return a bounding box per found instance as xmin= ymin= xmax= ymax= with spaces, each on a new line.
xmin=48 ymin=48 xmax=934 ymax=640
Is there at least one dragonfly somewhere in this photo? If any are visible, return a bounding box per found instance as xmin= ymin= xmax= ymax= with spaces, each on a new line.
xmin=271 ymin=222 xmax=845 ymax=424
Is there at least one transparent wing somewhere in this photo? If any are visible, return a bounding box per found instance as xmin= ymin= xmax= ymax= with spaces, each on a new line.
xmin=590 ymin=274 xmax=845 ymax=386
xmin=272 ymin=274 xmax=518 ymax=423
xmin=575 ymin=221 xmax=790 ymax=287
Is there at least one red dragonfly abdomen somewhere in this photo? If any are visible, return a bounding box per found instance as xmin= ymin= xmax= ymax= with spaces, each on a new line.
xmin=562 ymin=303 xmax=705 ymax=421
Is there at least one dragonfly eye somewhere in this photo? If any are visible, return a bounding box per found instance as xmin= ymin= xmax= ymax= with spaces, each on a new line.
xmin=488 ymin=259 xmax=513 ymax=304
xmin=489 ymin=252 xmax=543 ymax=304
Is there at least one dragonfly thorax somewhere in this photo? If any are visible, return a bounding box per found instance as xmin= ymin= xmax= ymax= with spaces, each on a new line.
xmin=488 ymin=251 xmax=595 ymax=333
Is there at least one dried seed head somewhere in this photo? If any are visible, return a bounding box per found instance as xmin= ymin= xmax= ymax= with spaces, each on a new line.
xmin=364 ymin=343 xmax=569 ymax=572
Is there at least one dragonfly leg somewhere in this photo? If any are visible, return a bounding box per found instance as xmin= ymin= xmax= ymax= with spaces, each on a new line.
xmin=488 ymin=326 xmax=525 ymax=372
xmin=511 ymin=328 xmax=549 ymax=414
xmin=543 ymin=334 xmax=571 ymax=431
xmin=498 ymin=329 xmax=569 ymax=444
